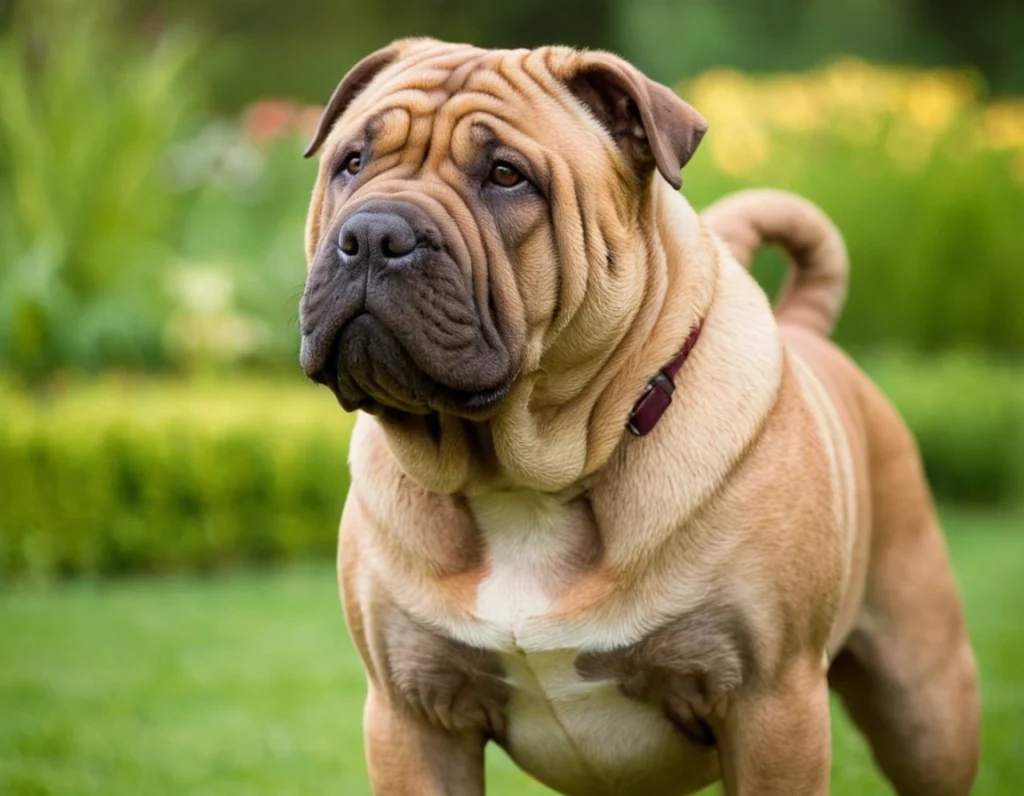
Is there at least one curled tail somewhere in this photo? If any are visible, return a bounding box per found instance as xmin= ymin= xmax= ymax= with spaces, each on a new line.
xmin=702 ymin=189 xmax=848 ymax=337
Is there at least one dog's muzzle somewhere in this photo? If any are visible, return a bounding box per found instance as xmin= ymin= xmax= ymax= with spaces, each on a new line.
xmin=299 ymin=199 xmax=515 ymax=417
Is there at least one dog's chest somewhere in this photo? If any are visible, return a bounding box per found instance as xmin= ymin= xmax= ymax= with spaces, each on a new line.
xmin=496 ymin=647 xmax=715 ymax=796
xmin=466 ymin=490 xmax=599 ymax=646
xmin=435 ymin=491 xmax=725 ymax=795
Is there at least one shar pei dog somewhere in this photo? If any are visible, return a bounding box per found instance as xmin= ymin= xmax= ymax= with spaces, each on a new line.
xmin=298 ymin=38 xmax=980 ymax=796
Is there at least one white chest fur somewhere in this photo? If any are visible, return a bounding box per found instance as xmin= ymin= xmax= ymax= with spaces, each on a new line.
xmin=469 ymin=490 xmax=586 ymax=642
xmin=466 ymin=491 xmax=697 ymax=795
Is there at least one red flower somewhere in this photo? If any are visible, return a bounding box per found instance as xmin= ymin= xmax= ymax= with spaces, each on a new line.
xmin=242 ymin=98 xmax=297 ymax=143
xmin=295 ymin=105 xmax=325 ymax=140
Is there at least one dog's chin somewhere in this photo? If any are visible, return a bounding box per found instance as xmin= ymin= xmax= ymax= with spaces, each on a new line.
xmin=321 ymin=314 xmax=511 ymax=420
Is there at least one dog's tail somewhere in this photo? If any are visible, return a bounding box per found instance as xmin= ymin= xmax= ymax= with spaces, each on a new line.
xmin=702 ymin=189 xmax=848 ymax=337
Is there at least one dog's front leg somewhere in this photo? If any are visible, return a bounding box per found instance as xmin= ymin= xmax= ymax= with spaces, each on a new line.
xmin=364 ymin=685 xmax=485 ymax=796
xmin=716 ymin=656 xmax=831 ymax=796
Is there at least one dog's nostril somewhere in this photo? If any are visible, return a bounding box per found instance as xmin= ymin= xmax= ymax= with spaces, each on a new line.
xmin=380 ymin=227 xmax=417 ymax=259
xmin=381 ymin=236 xmax=404 ymax=258
xmin=340 ymin=232 xmax=359 ymax=257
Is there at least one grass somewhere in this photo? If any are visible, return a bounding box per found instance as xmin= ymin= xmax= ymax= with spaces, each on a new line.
xmin=1 ymin=509 xmax=1022 ymax=795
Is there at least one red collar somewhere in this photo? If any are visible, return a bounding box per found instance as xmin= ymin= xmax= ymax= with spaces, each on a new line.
xmin=626 ymin=319 xmax=704 ymax=437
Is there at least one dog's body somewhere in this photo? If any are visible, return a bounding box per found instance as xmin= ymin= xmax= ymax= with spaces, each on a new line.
xmin=299 ymin=39 xmax=980 ymax=795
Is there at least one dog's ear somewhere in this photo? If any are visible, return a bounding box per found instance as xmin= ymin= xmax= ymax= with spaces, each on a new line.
xmin=561 ymin=52 xmax=707 ymax=190
xmin=303 ymin=39 xmax=425 ymax=158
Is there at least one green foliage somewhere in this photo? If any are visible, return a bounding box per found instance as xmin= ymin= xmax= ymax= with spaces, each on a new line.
xmin=728 ymin=149 xmax=1024 ymax=354
xmin=0 ymin=0 xmax=201 ymax=379
xmin=0 ymin=378 xmax=354 ymax=580
xmin=1 ymin=361 xmax=1021 ymax=580
xmin=124 ymin=0 xmax=616 ymax=110
xmin=0 ymin=2 xmax=1022 ymax=380
xmin=678 ymin=63 xmax=1024 ymax=355
xmin=120 ymin=0 xmax=1024 ymax=107
xmin=164 ymin=125 xmax=318 ymax=370
xmin=864 ymin=354 xmax=1024 ymax=504
xmin=150 ymin=87 xmax=1024 ymax=373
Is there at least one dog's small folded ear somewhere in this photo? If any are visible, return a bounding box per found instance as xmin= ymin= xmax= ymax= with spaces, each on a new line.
xmin=303 ymin=39 xmax=425 ymax=158
xmin=561 ymin=53 xmax=708 ymax=190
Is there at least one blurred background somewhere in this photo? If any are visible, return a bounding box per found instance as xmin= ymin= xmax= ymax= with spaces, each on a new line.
xmin=1 ymin=0 xmax=1021 ymax=793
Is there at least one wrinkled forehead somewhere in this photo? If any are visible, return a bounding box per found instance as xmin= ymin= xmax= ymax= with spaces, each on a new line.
xmin=321 ymin=43 xmax=598 ymax=168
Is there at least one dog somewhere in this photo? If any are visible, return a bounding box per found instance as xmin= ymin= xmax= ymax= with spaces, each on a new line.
xmin=298 ymin=38 xmax=980 ymax=795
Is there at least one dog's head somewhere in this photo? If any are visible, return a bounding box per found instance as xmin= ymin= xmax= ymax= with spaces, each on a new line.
xmin=300 ymin=39 xmax=707 ymax=489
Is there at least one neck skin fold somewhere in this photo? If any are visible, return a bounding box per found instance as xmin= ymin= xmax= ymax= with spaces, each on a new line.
xmin=377 ymin=180 xmax=720 ymax=496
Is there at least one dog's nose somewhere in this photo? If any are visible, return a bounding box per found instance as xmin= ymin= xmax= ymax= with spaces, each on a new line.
xmin=337 ymin=211 xmax=418 ymax=262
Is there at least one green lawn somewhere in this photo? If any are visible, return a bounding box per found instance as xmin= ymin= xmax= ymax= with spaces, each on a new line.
xmin=1 ymin=509 xmax=1022 ymax=795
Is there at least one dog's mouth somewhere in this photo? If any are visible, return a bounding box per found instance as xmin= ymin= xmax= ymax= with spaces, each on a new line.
xmin=299 ymin=197 xmax=519 ymax=420
xmin=305 ymin=313 xmax=512 ymax=419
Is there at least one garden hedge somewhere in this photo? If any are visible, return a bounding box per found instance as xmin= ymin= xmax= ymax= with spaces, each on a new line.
xmin=864 ymin=354 xmax=1024 ymax=505
xmin=1 ymin=358 xmax=1021 ymax=580
xmin=0 ymin=378 xmax=353 ymax=580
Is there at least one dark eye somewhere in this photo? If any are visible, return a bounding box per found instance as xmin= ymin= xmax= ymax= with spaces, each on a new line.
xmin=338 ymin=152 xmax=362 ymax=177
xmin=489 ymin=161 xmax=522 ymax=188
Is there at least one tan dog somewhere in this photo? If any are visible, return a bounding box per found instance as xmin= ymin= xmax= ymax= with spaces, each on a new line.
xmin=299 ymin=38 xmax=980 ymax=795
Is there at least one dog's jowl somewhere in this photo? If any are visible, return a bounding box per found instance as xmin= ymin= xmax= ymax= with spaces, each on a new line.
xmin=300 ymin=38 xmax=980 ymax=796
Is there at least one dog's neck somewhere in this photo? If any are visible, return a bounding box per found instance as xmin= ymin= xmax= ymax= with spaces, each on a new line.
xmin=375 ymin=182 xmax=727 ymax=495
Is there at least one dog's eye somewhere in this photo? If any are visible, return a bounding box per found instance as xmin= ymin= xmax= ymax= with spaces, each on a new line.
xmin=489 ymin=161 xmax=522 ymax=188
xmin=338 ymin=152 xmax=362 ymax=177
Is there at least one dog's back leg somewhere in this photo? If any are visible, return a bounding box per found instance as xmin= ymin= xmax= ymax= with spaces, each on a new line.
xmin=828 ymin=391 xmax=980 ymax=796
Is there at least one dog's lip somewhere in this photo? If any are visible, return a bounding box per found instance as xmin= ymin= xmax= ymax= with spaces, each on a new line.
xmin=300 ymin=316 xmax=351 ymax=389
xmin=321 ymin=332 xmax=345 ymax=384
xmin=305 ymin=313 xmax=514 ymax=418
xmin=460 ymin=379 xmax=511 ymax=412
xmin=357 ymin=373 xmax=513 ymax=419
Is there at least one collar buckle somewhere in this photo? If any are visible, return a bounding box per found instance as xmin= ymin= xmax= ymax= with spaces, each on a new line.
xmin=625 ymin=321 xmax=703 ymax=437
xmin=627 ymin=372 xmax=675 ymax=436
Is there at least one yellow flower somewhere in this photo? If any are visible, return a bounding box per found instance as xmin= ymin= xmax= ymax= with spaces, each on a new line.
xmin=823 ymin=58 xmax=885 ymax=115
xmin=905 ymin=73 xmax=973 ymax=133
xmin=763 ymin=77 xmax=823 ymax=132
xmin=708 ymin=123 xmax=770 ymax=178
xmin=982 ymin=101 xmax=1024 ymax=150
xmin=687 ymin=69 xmax=756 ymax=127
xmin=677 ymin=59 xmax=1021 ymax=175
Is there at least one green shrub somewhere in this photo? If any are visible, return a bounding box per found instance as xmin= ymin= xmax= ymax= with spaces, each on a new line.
xmin=0 ymin=0 xmax=201 ymax=379
xmin=0 ymin=377 xmax=354 ymax=580
xmin=163 ymin=124 xmax=318 ymax=371
xmin=0 ymin=359 xmax=1021 ymax=581
xmin=680 ymin=63 xmax=1024 ymax=355
xmin=864 ymin=354 xmax=1024 ymax=505
xmin=2 ymin=8 xmax=1023 ymax=383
